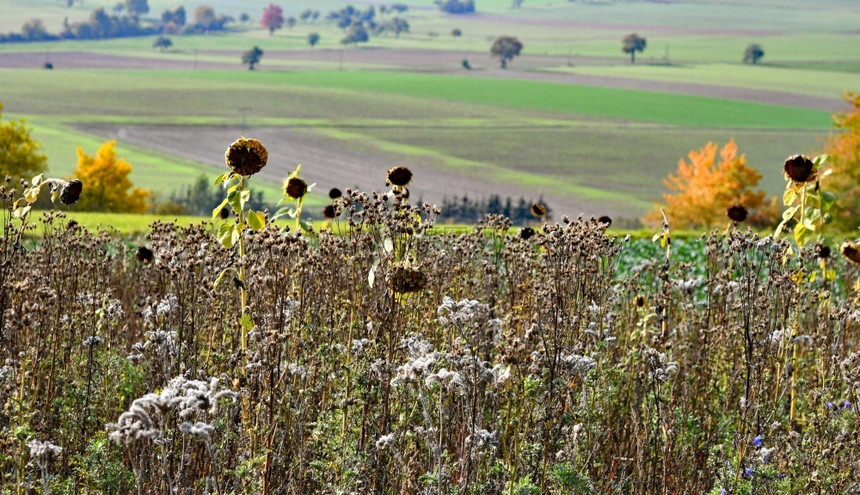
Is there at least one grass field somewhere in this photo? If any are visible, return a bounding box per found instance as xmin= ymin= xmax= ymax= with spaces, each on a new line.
xmin=0 ymin=0 xmax=857 ymax=220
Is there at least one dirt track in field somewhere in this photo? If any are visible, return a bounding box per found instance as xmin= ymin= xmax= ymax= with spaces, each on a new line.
xmin=78 ymin=123 xmax=618 ymax=218
xmin=0 ymin=49 xmax=842 ymax=111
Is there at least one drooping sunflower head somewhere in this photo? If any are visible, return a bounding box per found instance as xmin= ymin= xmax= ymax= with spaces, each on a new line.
xmin=60 ymin=179 xmax=83 ymax=205
xmin=225 ymin=137 xmax=268 ymax=177
xmin=726 ymin=204 xmax=748 ymax=223
xmin=783 ymin=154 xmax=815 ymax=184
xmin=284 ymin=176 xmax=308 ymax=199
xmin=841 ymin=241 xmax=860 ymax=265
xmin=531 ymin=203 xmax=547 ymax=218
xmin=386 ymin=166 xmax=412 ymax=187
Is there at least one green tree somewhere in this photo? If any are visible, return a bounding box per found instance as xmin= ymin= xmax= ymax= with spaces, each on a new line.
xmin=743 ymin=43 xmax=764 ymax=64
xmin=242 ymin=46 xmax=264 ymax=70
xmin=124 ymin=0 xmax=148 ymax=16
xmin=341 ymin=22 xmax=369 ymax=46
xmin=0 ymin=103 xmax=48 ymax=185
xmin=21 ymin=19 xmax=50 ymax=40
xmin=622 ymin=33 xmax=646 ymax=63
xmin=308 ymin=32 xmax=320 ymax=48
xmin=153 ymin=35 xmax=172 ymax=51
xmin=490 ymin=35 xmax=523 ymax=68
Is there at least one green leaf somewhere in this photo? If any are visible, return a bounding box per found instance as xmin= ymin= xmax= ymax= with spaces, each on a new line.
xmin=813 ymin=154 xmax=829 ymax=167
xmin=782 ymin=205 xmax=799 ymax=220
xmin=821 ymin=191 xmax=836 ymax=209
xmin=240 ymin=314 xmax=255 ymax=332
xmin=299 ymin=219 xmax=313 ymax=233
xmin=212 ymin=197 xmax=230 ymax=220
xmin=218 ymin=223 xmax=237 ymax=248
xmin=794 ymin=222 xmax=812 ymax=247
xmin=228 ymin=189 xmax=242 ymax=215
xmin=213 ymin=171 xmax=231 ymax=186
xmin=783 ymin=187 xmax=797 ymax=206
xmin=247 ymin=210 xmax=266 ymax=232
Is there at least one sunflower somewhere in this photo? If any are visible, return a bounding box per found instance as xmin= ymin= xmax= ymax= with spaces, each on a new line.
xmin=225 ymin=137 xmax=268 ymax=177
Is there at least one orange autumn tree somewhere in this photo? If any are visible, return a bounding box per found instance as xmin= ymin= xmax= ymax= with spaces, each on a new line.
xmin=646 ymin=139 xmax=777 ymax=229
xmin=822 ymin=92 xmax=860 ymax=231
xmin=73 ymin=140 xmax=149 ymax=213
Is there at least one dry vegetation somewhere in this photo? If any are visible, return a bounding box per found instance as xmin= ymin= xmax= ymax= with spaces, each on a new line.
xmin=1 ymin=144 xmax=860 ymax=493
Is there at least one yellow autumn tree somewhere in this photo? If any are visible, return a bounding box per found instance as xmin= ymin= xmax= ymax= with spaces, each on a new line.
xmin=646 ymin=139 xmax=777 ymax=229
xmin=822 ymin=92 xmax=860 ymax=232
xmin=73 ymin=140 xmax=149 ymax=213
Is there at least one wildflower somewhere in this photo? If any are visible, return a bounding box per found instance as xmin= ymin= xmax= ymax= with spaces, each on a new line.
xmin=225 ymin=137 xmax=268 ymax=177
xmin=59 ymin=179 xmax=83 ymax=205
xmin=136 ymin=246 xmax=154 ymax=263
xmin=753 ymin=435 xmax=762 ymax=448
xmin=531 ymin=202 xmax=547 ymax=218
xmin=841 ymin=241 xmax=860 ymax=265
xmin=389 ymin=266 xmax=427 ymax=293
xmin=323 ymin=204 xmax=337 ymax=219
xmin=727 ymin=204 xmax=748 ymax=223
xmin=328 ymin=187 xmax=342 ymax=199
xmin=783 ymin=154 xmax=815 ymax=183
xmin=386 ymin=166 xmax=412 ymax=187
xmin=284 ymin=176 xmax=308 ymax=199
xmin=375 ymin=433 xmax=396 ymax=449
xmin=519 ymin=227 xmax=535 ymax=240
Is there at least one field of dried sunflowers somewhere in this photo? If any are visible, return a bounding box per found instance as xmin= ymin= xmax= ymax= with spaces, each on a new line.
xmin=2 ymin=139 xmax=860 ymax=495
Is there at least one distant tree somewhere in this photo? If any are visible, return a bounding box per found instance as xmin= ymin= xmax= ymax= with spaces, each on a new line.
xmin=260 ymin=4 xmax=284 ymax=35
xmin=379 ymin=17 xmax=409 ymax=37
xmin=73 ymin=140 xmax=149 ymax=213
xmin=112 ymin=2 xmax=124 ymax=14
xmin=21 ymin=19 xmax=50 ymax=41
xmin=194 ymin=5 xmax=216 ymax=25
xmin=124 ymin=0 xmax=148 ymax=16
xmin=645 ymin=139 xmax=776 ymax=229
xmin=391 ymin=3 xmax=409 ymax=13
xmin=300 ymin=9 xmax=313 ymax=22
xmin=242 ymin=46 xmax=264 ymax=70
xmin=341 ymin=22 xmax=369 ymax=46
xmin=436 ymin=0 xmax=475 ymax=14
xmin=451 ymin=27 xmax=462 ymax=37
xmin=239 ymin=12 xmax=250 ymax=23
xmin=0 ymin=102 xmax=48 ymax=186
xmin=308 ymin=32 xmax=320 ymax=47
xmin=286 ymin=17 xmax=297 ymax=29
xmin=743 ymin=43 xmax=764 ymax=64
xmin=153 ymin=35 xmax=171 ymax=51
xmin=511 ymin=0 xmax=523 ymax=8
xmin=622 ymin=33 xmax=646 ymax=63
xmin=490 ymin=35 xmax=522 ymax=68
xmin=161 ymin=6 xmax=186 ymax=27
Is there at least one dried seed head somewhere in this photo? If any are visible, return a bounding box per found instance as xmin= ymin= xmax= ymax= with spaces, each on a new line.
xmin=323 ymin=204 xmax=337 ymax=219
xmin=635 ymin=295 xmax=647 ymax=308
xmin=284 ymin=177 xmax=308 ymax=199
xmin=814 ymin=243 xmax=831 ymax=259
xmin=390 ymin=266 xmax=427 ymax=293
xmin=60 ymin=179 xmax=83 ymax=205
xmin=531 ymin=203 xmax=547 ymax=218
xmin=598 ymin=215 xmax=612 ymax=227
xmin=727 ymin=204 xmax=748 ymax=223
xmin=783 ymin=155 xmax=815 ymax=183
xmin=841 ymin=241 xmax=860 ymax=265
xmin=225 ymin=137 xmax=268 ymax=177
xmin=328 ymin=187 xmax=342 ymax=199
xmin=386 ymin=166 xmax=412 ymax=187
xmin=519 ymin=227 xmax=535 ymax=240
xmin=136 ymin=246 xmax=154 ymax=264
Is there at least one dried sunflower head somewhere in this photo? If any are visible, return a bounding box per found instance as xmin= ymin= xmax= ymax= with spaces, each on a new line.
xmin=136 ymin=246 xmax=154 ymax=264
xmin=841 ymin=241 xmax=860 ymax=265
xmin=727 ymin=204 xmax=748 ymax=223
xmin=783 ymin=155 xmax=815 ymax=183
xmin=390 ymin=266 xmax=427 ymax=294
xmin=284 ymin=177 xmax=308 ymax=199
xmin=225 ymin=137 xmax=268 ymax=177
xmin=531 ymin=203 xmax=547 ymax=218
xmin=328 ymin=188 xmax=342 ymax=200
xmin=60 ymin=179 xmax=83 ymax=205
xmin=598 ymin=215 xmax=612 ymax=227
xmin=386 ymin=166 xmax=412 ymax=187
xmin=323 ymin=204 xmax=337 ymax=219
xmin=519 ymin=227 xmax=535 ymax=240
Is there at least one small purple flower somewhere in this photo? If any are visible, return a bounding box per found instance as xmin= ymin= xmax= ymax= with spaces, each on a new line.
xmin=842 ymin=400 xmax=851 ymax=410
xmin=721 ymin=489 xmax=726 ymax=495
xmin=753 ymin=435 xmax=762 ymax=448
xmin=825 ymin=401 xmax=834 ymax=409
xmin=744 ymin=466 xmax=755 ymax=477
xmin=779 ymin=473 xmax=786 ymax=479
